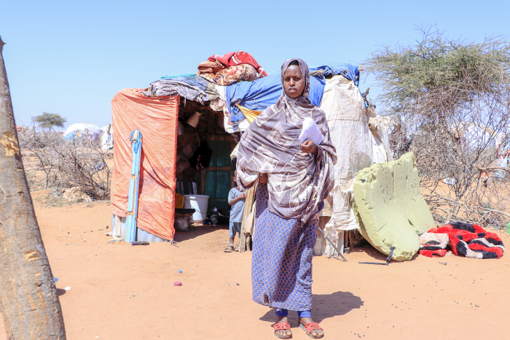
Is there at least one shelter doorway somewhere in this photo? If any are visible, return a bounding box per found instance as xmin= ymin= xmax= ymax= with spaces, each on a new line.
xmin=202 ymin=135 xmax=234 ymax=213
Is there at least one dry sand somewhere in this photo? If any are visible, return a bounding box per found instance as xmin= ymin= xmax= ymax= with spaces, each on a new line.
xmin=1 ymin=197 xmax=509 ymax=339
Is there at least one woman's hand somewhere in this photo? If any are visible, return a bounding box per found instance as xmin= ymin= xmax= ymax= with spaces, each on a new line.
xmin=300 ymin=140 xmax=318 ymax=155
xmin=259 ymin=174 xmax=268 ymax=184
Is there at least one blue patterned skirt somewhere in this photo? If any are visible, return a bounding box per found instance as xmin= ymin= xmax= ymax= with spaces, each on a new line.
xmin=251 ymin=183 xmax=318 ymax=311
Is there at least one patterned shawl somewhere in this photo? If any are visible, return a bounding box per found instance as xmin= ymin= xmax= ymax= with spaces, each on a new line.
xmin=237 ymin=58 xmax=337 ymax=223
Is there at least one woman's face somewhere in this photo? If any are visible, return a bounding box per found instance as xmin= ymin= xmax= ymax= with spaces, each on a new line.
xmin=283 ymin=65 xmax=305 ymax=99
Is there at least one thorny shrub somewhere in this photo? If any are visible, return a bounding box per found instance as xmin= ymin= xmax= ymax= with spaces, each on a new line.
xmin=19 ymin=126 xmax=112 ymax=201
xmin=366 ymin=26 xmax=510 ymax=228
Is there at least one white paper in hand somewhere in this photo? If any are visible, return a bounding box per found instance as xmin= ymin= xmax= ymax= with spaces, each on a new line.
xmin=299 ymin=117 xmax=324 ymax=145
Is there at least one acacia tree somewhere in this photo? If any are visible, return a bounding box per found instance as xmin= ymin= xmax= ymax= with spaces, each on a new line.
xmin=32 ymin=112 xmax=66 ymax=131
xmin=0 ymin=36 xmax=66 ymax=338
xmin=366 ymin=26 xmax=510 ymax=226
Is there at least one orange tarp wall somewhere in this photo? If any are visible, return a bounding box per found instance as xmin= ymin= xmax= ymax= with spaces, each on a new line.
xmin=111 ymin=88 xmax=179 ymax=241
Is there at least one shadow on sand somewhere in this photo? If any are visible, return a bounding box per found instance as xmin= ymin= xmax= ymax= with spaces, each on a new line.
xmin=349 ymin=245 xmax=420 ymax=263
xmin=173 ymin=225 xmax=228 ymax=243
xmin=259 ymin=291 xmax=363 ymax=325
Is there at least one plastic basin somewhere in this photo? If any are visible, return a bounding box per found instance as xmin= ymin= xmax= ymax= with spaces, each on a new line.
xmin=183 ymin=195 xmax=209 ymax=222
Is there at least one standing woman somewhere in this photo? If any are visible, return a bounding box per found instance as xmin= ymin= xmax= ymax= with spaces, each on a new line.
xmin=237 ymin=59 xmax=337 ymax=339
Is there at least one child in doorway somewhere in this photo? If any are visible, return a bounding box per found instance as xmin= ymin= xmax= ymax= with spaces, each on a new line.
xmin=225 ymin=170 xmax=245 ymax=253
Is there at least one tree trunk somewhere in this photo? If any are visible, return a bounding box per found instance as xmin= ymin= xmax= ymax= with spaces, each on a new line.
xmin=0 ymin=36 xmax=66 ymax=339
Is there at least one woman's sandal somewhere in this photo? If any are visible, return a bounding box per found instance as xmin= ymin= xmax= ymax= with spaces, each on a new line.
xmin=273 ymin=322 xmax=292 ymax=339
xmin=299 ymin=321 xmax=324 ymax=339
xmin=224 ymin=245 xmax=234 ymax=253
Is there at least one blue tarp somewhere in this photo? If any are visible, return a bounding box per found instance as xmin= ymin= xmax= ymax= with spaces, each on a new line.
xmin=310 ymin=63 xmax=360 ymax=84
xmin=225 ymin=63 xmax=359 ymax=124
xmin=226 ymin=74 xmax=325 ymax=123
xmin=63 ymin=131 xmax=77 ymax=140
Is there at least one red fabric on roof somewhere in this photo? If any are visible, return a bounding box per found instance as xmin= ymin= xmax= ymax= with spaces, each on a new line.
xmin=208 ymin=51 xmax=268 ymax=77
xmin=111 ymin=88 xmax=179 ymax=241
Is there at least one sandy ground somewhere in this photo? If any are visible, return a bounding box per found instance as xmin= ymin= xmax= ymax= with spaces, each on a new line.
xmin=1 ymin=198 xmax=510 ymax=340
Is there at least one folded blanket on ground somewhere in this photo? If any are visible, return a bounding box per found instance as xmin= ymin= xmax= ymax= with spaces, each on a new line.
xmin=419 ymin=233 xmax=450 ymax=257
xmin=420 ymin=222 xmax=505 ymax=259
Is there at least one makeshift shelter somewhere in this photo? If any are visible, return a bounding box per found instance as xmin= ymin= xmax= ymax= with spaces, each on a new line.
xmin=110 ymin=80 xmax=237 ymax=242
xmin=110 ymin=53 xmax=389 ymax=249
xmin=110 ymin=90 xmax=180 ymax=241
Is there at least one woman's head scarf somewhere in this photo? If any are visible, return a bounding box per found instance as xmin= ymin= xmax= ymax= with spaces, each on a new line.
xmin=236 ymin=58 xmax=337 ymax=223
xmin=280 ymin=58 xmax=313 ymax=108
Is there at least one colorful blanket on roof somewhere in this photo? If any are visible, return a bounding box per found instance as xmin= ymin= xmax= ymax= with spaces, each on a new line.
xmin=419 ymin=222 xmax=505 ymax=259
xmin=200 ymin=64 xmax=260 ymax=86
xmin=207 ymin=51 xmax=268 ymax=77
xmin=197 ymin=51 xmax=268 ymax=86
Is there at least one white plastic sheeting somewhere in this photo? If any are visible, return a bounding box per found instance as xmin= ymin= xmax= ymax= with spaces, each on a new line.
xmin=368 ymin=116 xmax=394 ymax=164
xmin=100 ymin=124 xmax=114 ymax=152
xmin=319 ymin=75 xmax=373 ymax=257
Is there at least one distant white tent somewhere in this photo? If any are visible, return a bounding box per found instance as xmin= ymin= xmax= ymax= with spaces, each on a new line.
xmin=99 ymin=125 xmax=110 ymax=132
xmin=64 ymin=123 xmax=102 ymax=140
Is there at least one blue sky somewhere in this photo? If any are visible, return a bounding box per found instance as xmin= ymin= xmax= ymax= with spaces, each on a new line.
xmin=1 ymin=0 xmax=509 ymax=129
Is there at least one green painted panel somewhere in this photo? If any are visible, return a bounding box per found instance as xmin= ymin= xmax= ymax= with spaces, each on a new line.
xmin=217 ymin=140 xmax=230 ymax=167
xmin=204 ymin=171 xmax=216 ymax=198
xmin=204 ymin=137 xmax=232 ymax=215
xmin=203 ymin=170 xmax=231 ymax=213
xmin=208 ymin=138 xmax=231 ymax=168
xmin=216 ymin=171 xmax=230 ymax=199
